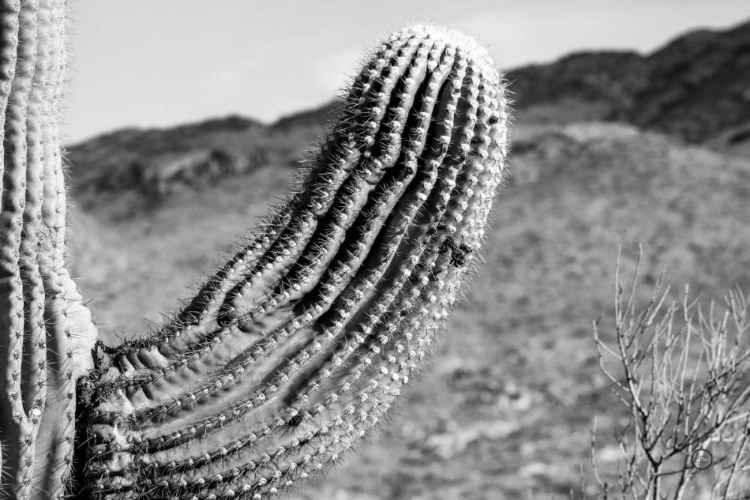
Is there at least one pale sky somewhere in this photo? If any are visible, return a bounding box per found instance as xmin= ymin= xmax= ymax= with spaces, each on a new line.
xmin=65 ymin=0 xmax=749 ymax=144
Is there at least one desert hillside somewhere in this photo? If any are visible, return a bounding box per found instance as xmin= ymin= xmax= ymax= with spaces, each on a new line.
xmin=508 ymin=18 xmax=750 ymax=148
xmin=65 ymin=18 xmax=750 ymax=500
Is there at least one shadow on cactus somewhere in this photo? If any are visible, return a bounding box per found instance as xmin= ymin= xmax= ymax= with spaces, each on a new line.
xmin=0 ymin=2 xmax=510 ymax=499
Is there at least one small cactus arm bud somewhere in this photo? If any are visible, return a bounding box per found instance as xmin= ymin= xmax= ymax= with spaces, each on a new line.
xmin=0 ymin=1 xmax=98 ymax=499
xmin=87 ymin=24 xmax=510 ymax=499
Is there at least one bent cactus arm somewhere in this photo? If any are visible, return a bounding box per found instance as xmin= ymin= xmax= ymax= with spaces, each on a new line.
xmin=0 ymin=2 xmax=510 ymax=499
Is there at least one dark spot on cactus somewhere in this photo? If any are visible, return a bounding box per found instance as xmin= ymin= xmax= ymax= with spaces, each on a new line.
xmin=489 ymin=115 xmax=499 ymax=125
xmin=441 ymin=236 xmax=454 ymax=252
xmin=452 ymin=243 xmax=473 ymax=267
xmin=396 ymin=165 xmax=414 ymax=182
xmin=441 ymin=237 xmax=473 ymax=268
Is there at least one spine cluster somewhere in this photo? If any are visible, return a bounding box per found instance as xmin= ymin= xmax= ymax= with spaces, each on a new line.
xmin=87 ymin=24 xmax=509 ymax=500
xmin=0 ymin=1 xmax=98 ymax=499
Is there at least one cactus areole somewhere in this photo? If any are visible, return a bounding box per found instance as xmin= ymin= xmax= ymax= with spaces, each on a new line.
xmin=0 ymin=1 xmax=510 ymax=498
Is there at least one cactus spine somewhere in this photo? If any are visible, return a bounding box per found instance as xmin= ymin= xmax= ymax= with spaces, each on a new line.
xmin=0 ymin=2 xmax=510 ymax=499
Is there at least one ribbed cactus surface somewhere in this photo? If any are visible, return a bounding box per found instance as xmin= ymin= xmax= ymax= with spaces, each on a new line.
xmin=87 ymin=24 xmax=509 ymax=500
xmin=0 ymin=1 xmax=98 ymax=499
xmin=0 ymin=2 xmax=510 ymax=499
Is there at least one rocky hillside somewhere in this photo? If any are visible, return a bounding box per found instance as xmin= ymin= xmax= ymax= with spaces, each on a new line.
xmin=507 ymin=51 xmax=648 ymax=124
xmin=508 ymin=19 xmax=750 ymax=148
xmin=67 ymin=113 xmax=330 ymax=218
xmin=622 ymin=20 xmax=750 ymax=145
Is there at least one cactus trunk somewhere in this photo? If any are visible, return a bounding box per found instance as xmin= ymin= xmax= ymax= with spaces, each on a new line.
xmin=0 ymin=2 xmax=509 ymax=499
xmin=0 ymin=1 xmax=99 ymax=499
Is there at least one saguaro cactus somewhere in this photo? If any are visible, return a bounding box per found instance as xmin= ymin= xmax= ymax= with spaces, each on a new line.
xmin=0 ymin=1 xmax=98 ymax=499
xmin=0 ymin=1 xmax=510 ymax=499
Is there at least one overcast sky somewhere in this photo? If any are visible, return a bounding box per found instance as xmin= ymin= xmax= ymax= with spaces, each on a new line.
xmin=65 ymin=0 xmax=749 ymax=144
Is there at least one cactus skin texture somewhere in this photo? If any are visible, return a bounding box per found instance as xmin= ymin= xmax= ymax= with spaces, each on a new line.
xmin=0 ymin=2 xmax=510 ymax=499
xmin=0 ymin=1 xmax=99 ymax=499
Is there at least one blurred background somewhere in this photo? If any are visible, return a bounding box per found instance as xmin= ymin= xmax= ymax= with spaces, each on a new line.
xmin=65 ymin=1 xmax=750 ymax=498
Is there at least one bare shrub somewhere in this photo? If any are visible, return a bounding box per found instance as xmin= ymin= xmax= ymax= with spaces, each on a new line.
xmin=589 ymin=249 xmax=750 ymax=500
